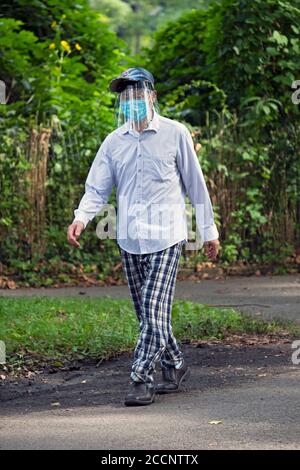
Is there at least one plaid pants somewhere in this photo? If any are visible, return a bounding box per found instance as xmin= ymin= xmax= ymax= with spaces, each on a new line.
xmin=119 ymin=240 xmax=185 ymax=384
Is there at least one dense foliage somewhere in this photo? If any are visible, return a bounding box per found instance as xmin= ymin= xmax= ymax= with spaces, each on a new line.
xmin=0 ymin=0 xmax=299 ymax=286
xmin=0 ymin=0 xmax=131 ymax=284
xmin=143 ymin=0 xmax=300 ymax=265
xmin=89 ymin=0 xmax=213 ymax=54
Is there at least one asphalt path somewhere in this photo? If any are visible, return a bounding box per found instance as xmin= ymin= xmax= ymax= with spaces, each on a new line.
xmin=1 ymin=274 xmax=299 ymax=322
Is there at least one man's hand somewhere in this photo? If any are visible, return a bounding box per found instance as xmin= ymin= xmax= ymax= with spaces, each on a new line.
xmin=67 ymin=221 xmax=85 ymax=248
xmin=203 ymin=239 xmax=220 ymax=260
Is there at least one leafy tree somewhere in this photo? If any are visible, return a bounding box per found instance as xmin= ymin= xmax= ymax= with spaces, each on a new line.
xmin=0 ymin=0 xmax=128 ymax=273
xmin=142 ymin=0 xmax=300 ymax=264
xmin=89 ymin=0 xmax=213 ymax=54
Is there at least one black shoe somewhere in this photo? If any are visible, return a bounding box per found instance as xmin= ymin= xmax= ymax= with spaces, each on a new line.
xmin=124 ymin=381 xmax=155 ymax=406
xmin=155 ymin=360 xmax=190 ymax=394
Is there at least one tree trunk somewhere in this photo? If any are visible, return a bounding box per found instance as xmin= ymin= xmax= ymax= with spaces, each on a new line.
xmin=24 ymin=127 xmax=51 ymax=259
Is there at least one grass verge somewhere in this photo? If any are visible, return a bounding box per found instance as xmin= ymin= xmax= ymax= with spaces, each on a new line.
xmin=0 ymin=296 xmax=298 ymax=369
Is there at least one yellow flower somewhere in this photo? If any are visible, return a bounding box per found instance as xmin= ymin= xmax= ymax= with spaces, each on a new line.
xmin=49 ymin=43 xmax=56 ymax=50
xmin=51 ymin=21 xmax=57 ymax=29
xmin=60 ymin=40 xmax=71 ymax=53
xmin=98 ymin=13 xmax=109 ymax=23
xmin=75 ymin=43 xmax=82 ymax=51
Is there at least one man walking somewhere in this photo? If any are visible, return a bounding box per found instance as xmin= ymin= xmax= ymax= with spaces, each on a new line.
xmin=67 ymin=67 xmax=220 ymax=406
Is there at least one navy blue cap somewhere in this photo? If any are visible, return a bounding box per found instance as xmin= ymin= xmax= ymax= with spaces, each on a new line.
xmin=109 ymin=67 xmax=155 ymax=93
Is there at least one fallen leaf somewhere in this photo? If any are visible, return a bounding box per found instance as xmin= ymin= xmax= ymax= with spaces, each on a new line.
xmin=51 ymin=361 xmax=63 ymax=368
xmin=51 ymin=402 xmax=61 ymax=407
xmin=26 ymin=371 xmax=35 ymax=379
xmin=7 ymin=280 xmax=16 ymax=289
xmin=209 ymin=420 xmax=223 ymax=425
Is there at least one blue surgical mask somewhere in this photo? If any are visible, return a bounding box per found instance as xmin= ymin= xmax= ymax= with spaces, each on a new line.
xmin=120 ymin=99 xmax=148 ymax=121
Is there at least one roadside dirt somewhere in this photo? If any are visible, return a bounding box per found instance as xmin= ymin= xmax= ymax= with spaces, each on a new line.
xmin=0 ymin=334 xmax=294 ymax=415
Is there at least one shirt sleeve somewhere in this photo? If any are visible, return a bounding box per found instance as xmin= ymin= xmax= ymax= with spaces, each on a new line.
xmin=72 ymin=136 xmax=115 ymax=229
xmin=176 ymin=125 xmax=219 ymax=242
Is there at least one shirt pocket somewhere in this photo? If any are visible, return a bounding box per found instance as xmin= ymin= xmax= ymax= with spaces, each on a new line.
xmin=144 ymin=152 xmax=176 ymax=183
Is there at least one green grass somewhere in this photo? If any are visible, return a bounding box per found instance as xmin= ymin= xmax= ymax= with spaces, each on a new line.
xmin=0 ymin=297 xmax=298 ymax=366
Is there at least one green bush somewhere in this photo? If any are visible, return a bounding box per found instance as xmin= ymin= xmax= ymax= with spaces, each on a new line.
xmin=142 ymin=0 xmax=300 ymax=265
xmin=0 ymin=1 xmax=129 ymax=273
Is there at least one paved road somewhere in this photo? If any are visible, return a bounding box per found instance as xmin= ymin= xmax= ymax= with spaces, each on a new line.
xmin=1 ymin=274 xmax=299 ymax=449
xmin=1 ymin=343 xmax=299 ymax=450
xmin=1 ymin=274 xmax=299 ymax=322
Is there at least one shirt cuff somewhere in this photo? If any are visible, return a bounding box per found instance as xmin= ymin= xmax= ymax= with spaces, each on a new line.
xmin=72 ymin=210 xmax=91 ymax=229
xmin=203 ymin=223 xmax=219 ymax=242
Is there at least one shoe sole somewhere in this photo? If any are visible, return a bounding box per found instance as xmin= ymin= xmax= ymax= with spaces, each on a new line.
xmin=124 ymin=394 xmax=155 ymax=407
xmin=155 ymin=367 xmax=191 ymax=395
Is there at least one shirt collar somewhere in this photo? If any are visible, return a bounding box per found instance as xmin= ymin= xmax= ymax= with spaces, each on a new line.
xmin=119 ymin=109 xmax=160 ymax=135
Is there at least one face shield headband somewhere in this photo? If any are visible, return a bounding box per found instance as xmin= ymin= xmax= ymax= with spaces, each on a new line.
xmin=114 ymin=81 xmax=159 ymax=132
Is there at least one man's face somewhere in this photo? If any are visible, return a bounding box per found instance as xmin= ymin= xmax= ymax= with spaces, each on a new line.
xmin=133 ymin=89 xmax=156 ymax=118
xmin=115 ymin=81 xmax=157 ymax=130
xmin=124 ymin=86 xmax=156 ymax=103
xmin=120 ymin=84 xmax=156 ymax=123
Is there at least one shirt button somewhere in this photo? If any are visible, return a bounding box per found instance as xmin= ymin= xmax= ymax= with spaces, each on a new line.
xmin=138 ymin=169 xmax=141 ymax=173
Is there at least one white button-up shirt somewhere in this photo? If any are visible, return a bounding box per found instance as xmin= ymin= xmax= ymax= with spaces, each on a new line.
xmin=73 ymin=110 xmax=219 ymax=254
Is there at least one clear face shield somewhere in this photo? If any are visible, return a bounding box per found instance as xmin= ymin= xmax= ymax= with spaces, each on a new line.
xmin=114 ymin=81 xmax=159 ymax=132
